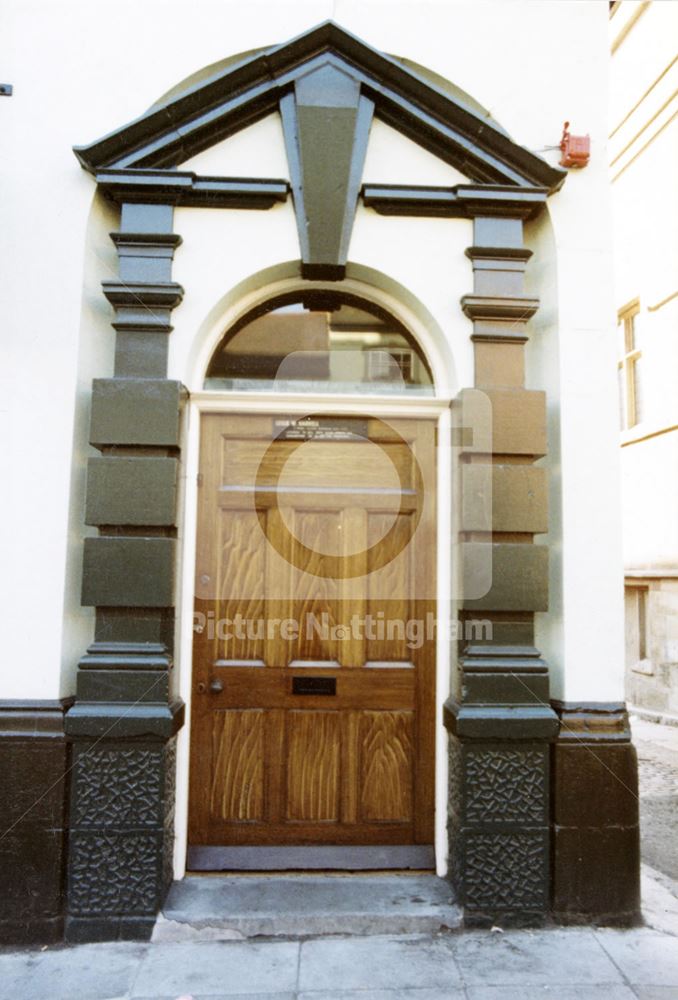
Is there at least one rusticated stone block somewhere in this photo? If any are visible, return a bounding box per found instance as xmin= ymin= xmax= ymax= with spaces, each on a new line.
xmin=486 ymin=388 xmax=546 ymax=456
xmin=459 ymin=387 xmax=546 ymax=457
xmin=66 ymin=737 xmax=177 ymax=939
xmin=462 ymin=464 xmax=547 ymax=533
xmin=464 ymin=746 xmax=548 ymax=824
xmin=552 ymin=826 xmax=641 ymax=923
xmin=90 ymin=378 xmax=183 ymax=448
xmin=71 ymin=745 xmax=165 ymax=828
xmin=462 ymin=542 xmax=549 ymax=611
xmin=68 ymin=831 xmax=163 ymax=916
xmin=85 ymin=456 xmax=178 ymax=526
xmin=81 ymin=537 xmax=175 ymax=608
xmin=553 ymin=743 xmax=639 ymax=827
xmin=463 ymin=829 xmax=549 ymax=912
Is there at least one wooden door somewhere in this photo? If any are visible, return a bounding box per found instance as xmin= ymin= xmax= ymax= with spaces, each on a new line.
xmin=188 ymin=413 xmax=436 ymax=868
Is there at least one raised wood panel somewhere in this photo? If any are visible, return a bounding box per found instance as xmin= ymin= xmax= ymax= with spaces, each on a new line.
xmin=367 ymin=513 xmax=411 ymax=661
xmin=209 ymin=666 xmax=415 ymax=710
xmin=360 ymin=711 xmax=413 ymax=822
xmin=289 ymin=511 xmax=340 ymax=662
xmin=216 ymin=509 xmax=265 ymax=662
xmin=210 ymin=710 xmax=265 ymax=822
xmin=286 ymin=711 xmax=340 ymax=821
xmin=221 ymin=438 xmax=412 ymax=490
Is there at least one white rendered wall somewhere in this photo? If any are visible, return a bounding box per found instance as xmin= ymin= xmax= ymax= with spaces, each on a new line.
xmin=2 ymin=0 xmax=624 ymax=713
xmin=1 ymin=7 xmax=118 ymax=699
xmin=524 ymin=5 xmax=626 ymax=702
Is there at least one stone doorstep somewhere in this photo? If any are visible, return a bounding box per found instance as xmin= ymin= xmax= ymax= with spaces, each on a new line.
xmin=153 ymin=875 xmax=463 ymax=941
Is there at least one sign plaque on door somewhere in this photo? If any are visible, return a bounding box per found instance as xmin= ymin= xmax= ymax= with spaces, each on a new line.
xmin=273 ymin=416 xmax=369 ymax=441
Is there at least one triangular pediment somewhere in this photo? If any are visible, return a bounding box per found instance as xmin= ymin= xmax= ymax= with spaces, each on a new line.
xmin=74 ymin=20 xmax=564 ymax=192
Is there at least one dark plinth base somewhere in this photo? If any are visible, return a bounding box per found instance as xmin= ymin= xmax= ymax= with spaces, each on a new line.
xmin=63 ymin=693 xmax=183 ymax=943
xmin=0 ymin=701 xmax=71 ymax=947
xmin=0 ymin=916 xmax=64 ymax=947
xmin=65 ymin=915 xmax=156 ymax=943
xmin=444 ymin=646 xmax=559 ymax=927
xmin=550 ymin=701 xmax=641 ymax=926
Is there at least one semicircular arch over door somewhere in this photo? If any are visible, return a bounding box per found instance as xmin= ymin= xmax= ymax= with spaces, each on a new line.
xmin=187 ymin=293 xmax=438 ymax=870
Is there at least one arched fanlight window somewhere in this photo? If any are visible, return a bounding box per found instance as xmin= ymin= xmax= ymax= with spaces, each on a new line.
xmin=204 ymin=291 xmax=434 ymax=394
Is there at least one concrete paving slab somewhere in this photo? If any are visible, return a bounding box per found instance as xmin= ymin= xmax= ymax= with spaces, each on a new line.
xmin=133 ymin=995 xmax=296 ymax=1000
xmin=631 ymin=988 xmax=678 ymax=1000
xmin=0 ymin=942 xmax=146 ymax=1000
xmin=465 ymin=987 xmax=638 ymax=1000
xmin=130 ymin=940 xmax=300 ymax=997
xmin=452 ymin=929 xmax=624 ymax=987
xmin=298 ymin=935 xmax=462 ymax=992
xmin=595 ymin=928 xmax=678 ymax=986
xmin=156 ymin=876 xmax=461 ymax=941
xmin=298 ymin=991 xmax=465 ymax=1000
xmin=642 ymin=864 xmax=678 ymax=935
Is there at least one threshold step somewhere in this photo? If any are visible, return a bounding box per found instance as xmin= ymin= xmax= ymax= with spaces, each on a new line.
xmin=154 ymin=874 xmax=462 ymax=941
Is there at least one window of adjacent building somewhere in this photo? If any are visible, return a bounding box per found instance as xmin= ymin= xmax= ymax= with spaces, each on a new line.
xmin=617 ymin=298 xmax=643 ymax=428
xmin=625 ymin=584 xmax=652 ymax=674
xmin=204 ymin=293 xmax=434 ymax=394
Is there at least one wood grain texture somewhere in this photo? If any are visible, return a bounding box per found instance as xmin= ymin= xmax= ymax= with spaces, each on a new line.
xmin=222 ymin=438 xmax=410 ymax=489
xmin=367 ymin=513 xmax=412 ymax=661
xmin=189 ymin=413 xmax=436 ymax=855
xmin=290 ymin=511 xmax=340 ymax=662
xmin=216 ymin=509 xmax=265 ymax=662
xmin=286 ymin=711 xmax=340 ymax=821
xmin=210 ymin=710 xmax=265 ymax=822
xmin=360 ymin=711 xmax=414 ymax=822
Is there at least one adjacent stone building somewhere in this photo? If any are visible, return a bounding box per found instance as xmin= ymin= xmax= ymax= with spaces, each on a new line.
xmin=609 ymin=1 xmax=678 ymax=723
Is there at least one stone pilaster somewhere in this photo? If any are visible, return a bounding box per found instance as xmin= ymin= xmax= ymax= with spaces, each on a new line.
xmin=65 ymin=201 xmax=185 ymax=942
xmin=445 ymin=212 xmax=558 ymax=926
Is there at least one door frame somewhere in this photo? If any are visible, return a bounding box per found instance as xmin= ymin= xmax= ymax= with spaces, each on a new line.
xmin=173 ymin=391 xmax=454 ymax=878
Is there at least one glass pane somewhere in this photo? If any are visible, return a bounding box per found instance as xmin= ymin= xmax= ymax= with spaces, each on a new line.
xmin=632 ymin=355 xmax=644 ymax=424
xmin=617 ymin=317 xmax=626 ymax=361
xmin=617 ymin=364 xmax=625 ymax=429
xmin=638 ymin=588 xmax=648 ymax=661
xmin=204 ymin=295 xmax=434 ymax=394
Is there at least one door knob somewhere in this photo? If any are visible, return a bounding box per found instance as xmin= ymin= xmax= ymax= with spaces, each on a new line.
xmin=209 ymin=678 xmax=224 ymax=693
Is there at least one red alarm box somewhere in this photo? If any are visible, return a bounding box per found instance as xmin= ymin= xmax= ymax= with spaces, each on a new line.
xmin=560 ymin=122 xmax=590 ymax=167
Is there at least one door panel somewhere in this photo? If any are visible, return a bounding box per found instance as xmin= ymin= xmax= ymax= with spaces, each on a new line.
xmin=189 ymin=413 xmax=436 ymax=859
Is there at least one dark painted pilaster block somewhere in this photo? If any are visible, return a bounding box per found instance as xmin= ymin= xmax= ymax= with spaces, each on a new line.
xmin=94 ymin=609 xmax=175 ymax=647
xmin=462 ymin=543 xmax=549 ymax=612
xmin=462 ymin=464 xmax=548 ymax=534
xmin=89 ymin=378 xmax=184 ymax=448
xmin=82 ymin=536 xmax=176 ymax=608
xmin=85 ymin=456 xmax=178 ymax=527
xmin=77 ymin=669 xmax=170 ymax=704
xmin=550 ymin=702 xmax=641 ymax=925
xmin=120 ymin=202 xmax=174 ymax=233
xmin=0 ymin=701 xmax=71 ymax=944
xmin=113 ymin=332 xmax=168 ymax=378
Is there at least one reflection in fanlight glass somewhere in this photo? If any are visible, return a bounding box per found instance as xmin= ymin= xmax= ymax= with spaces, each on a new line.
xmin=204 ymin=294 xmax=434 ymax=394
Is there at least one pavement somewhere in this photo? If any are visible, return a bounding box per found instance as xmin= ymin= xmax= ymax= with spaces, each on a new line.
xmin=1 ymin=717 xmax=676 ymax=1000
xmin=2 ymin=922 xmax=678 ymax=1000
xmin=633 ymin=716 xmax=678 ymax=881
